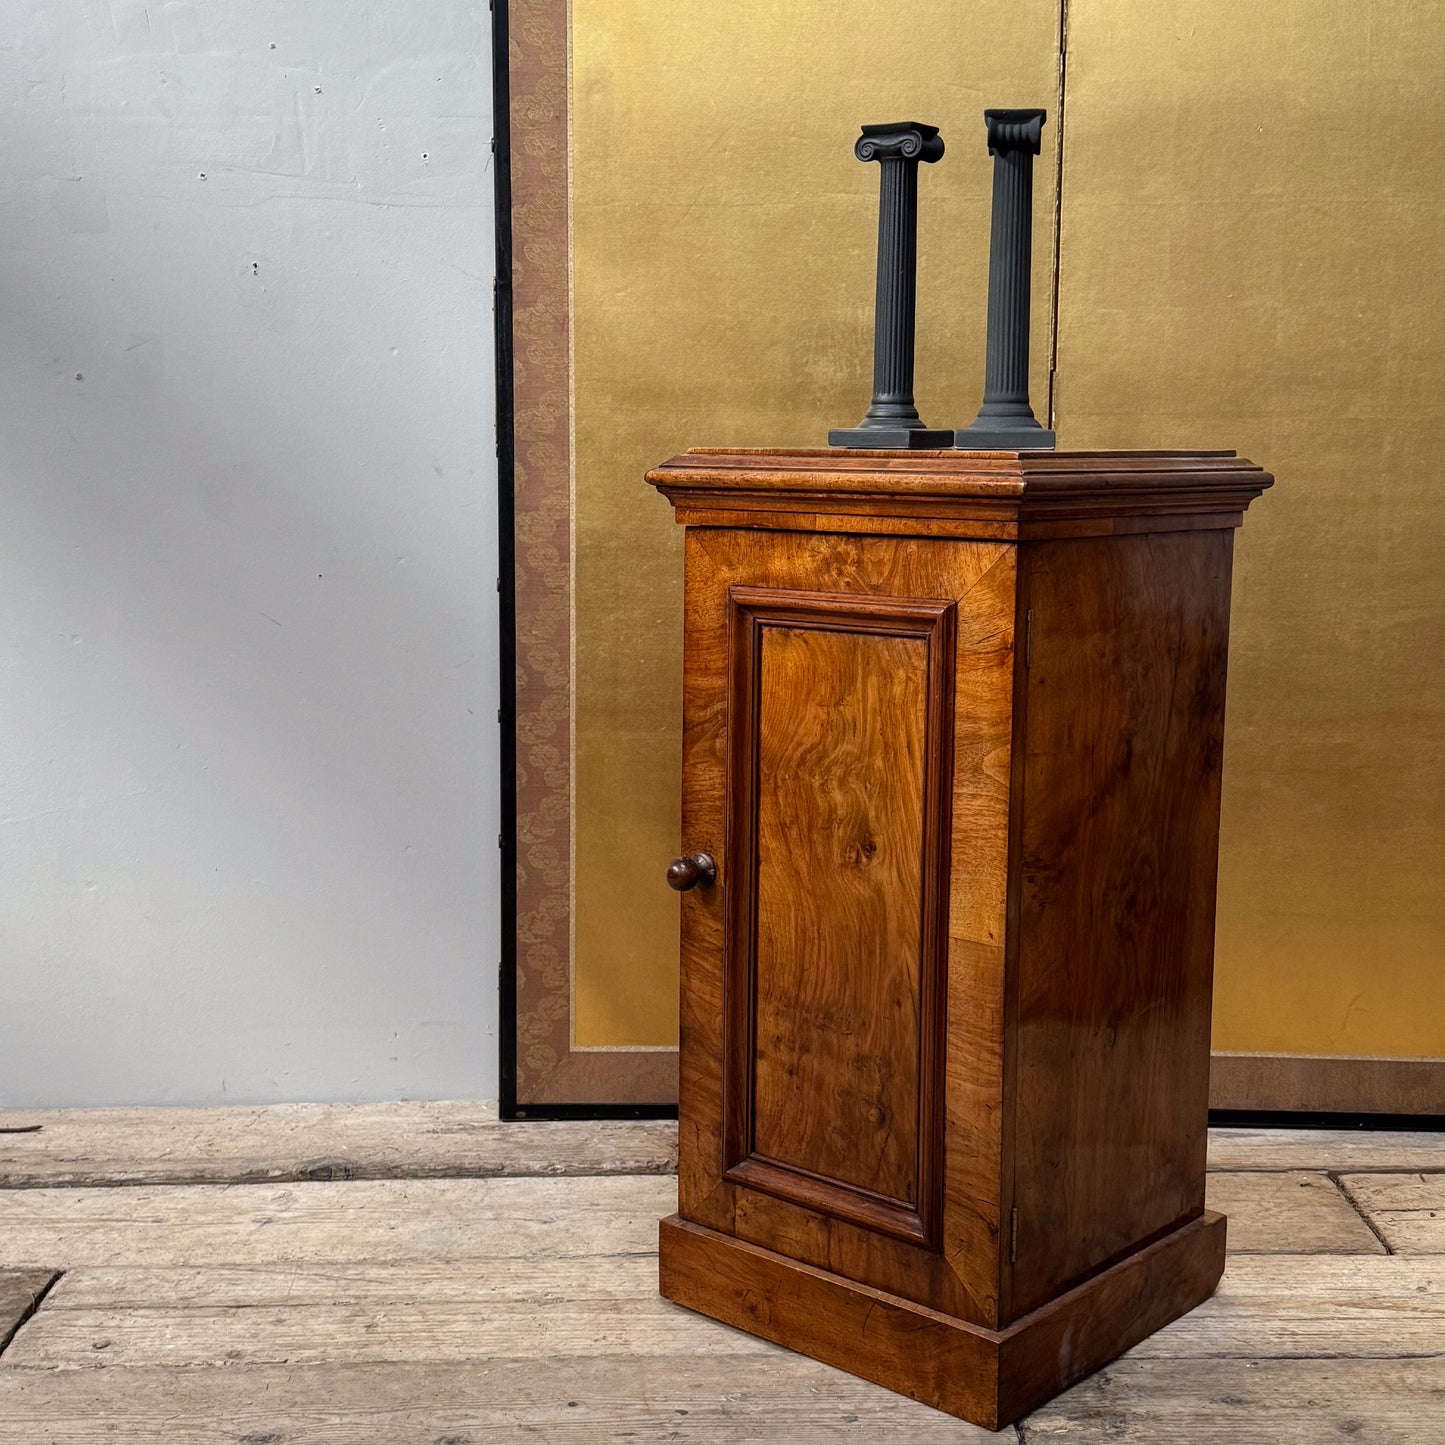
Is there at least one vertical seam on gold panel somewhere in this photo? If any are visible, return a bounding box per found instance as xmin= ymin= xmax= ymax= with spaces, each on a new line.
xmin=1046 ymin=0 xmax=1070 ymax=430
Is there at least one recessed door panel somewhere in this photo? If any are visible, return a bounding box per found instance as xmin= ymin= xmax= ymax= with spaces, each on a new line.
xmin=754 ymin=623 xmax=928 ymax=1204
xmin=722 ymin=587 xmax=955 ymax=1246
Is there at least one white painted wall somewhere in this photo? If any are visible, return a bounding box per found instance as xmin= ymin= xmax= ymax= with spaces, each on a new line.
xmin=0 ymin=3 xmax=499 ymax=1105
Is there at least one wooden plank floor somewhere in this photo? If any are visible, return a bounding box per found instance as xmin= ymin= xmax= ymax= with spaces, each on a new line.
xmin=0 ymin=1105 xmax=1440 ymax=1442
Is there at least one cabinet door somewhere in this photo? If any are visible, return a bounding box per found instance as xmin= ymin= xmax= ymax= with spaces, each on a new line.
xmin=675 ymin=526 xmax=1017 ymax=1325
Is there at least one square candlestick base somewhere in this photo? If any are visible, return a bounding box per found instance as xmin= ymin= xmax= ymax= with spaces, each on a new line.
xmin=829 ymin=426 xmax=954 ymax=449
xmin=954 ymin=422 xmax=1056 ymax=450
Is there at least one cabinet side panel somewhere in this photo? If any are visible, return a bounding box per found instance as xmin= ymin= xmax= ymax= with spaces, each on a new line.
xmin=1007 ymin=530 xmax=1234 ymax=1321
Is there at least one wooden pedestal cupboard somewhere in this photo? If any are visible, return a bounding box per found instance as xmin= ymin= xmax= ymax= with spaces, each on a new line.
xmin=646 ymin=448 xmax=1272 ymax=1429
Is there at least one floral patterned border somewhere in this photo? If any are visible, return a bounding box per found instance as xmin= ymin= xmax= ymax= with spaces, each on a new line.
xmin=509 ymin=0 xmax=677 ymax=1106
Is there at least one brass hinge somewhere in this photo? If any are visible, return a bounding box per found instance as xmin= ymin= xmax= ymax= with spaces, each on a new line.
xmin=1009 ymin=1207 xmax=1019 ymax=1263
xmin=1024 ymin=609 xmax=1033 ymax=669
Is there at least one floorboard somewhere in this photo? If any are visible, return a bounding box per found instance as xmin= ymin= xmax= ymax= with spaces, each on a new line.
xmin=0 ymin=1357 xmax=1005 ymax=1443
xmin=3 ymin=1296 xmax=779 ymax=1371
xmin=1204 ymin=1171 xmax=1386 ymax=1253
xmin=0 ymin=1102 xmax=676 ymax=1188
xmin=3 ymin=1105 xmax=1438 ymax=1192
xmin=1206 ymin=1128 xmax=1445 ymax=1174
xmin=11 ymin=1254 xmax=1440 ymax=1373
xmin=0 ymin=1270 xmax=59 ymax=1356
xmin=0 ymin=1176 xmax=673 ymax=1268
xmin=1338 ymin=1174 xmax=1445 ymax=1253
xmin=1024 ymin=1357 xmax=1445 ymax=1442
xmin=1128 ymin=1254 xmax=1444 ymax=1359
xmin=43 ymin=1257 xmax=662 ymax=1309
xmin=0 ymin=1171 xmax=1375 ymax=1274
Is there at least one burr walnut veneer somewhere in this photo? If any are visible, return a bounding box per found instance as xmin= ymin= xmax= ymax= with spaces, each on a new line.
xmin=646 ymin=448 xmax=1271 ymax=1429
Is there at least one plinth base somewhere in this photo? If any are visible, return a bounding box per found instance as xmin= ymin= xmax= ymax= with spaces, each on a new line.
xmin=954 ymin=421 xmax=1056 ymax=450
xmin=659 ymin=1210 xmax=1226 ymax=1430
xmin=829 ymin=426 xmax=954 ymax=449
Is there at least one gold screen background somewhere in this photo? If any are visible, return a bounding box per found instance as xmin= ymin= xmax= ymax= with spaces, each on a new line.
xmin=565 ymin=0 xmax=1445 ymax=1062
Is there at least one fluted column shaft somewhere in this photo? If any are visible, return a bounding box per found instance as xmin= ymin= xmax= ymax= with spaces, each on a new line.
xmin=980 ymin=144 xmax=1034 ymax=416
xmin=954 ymin=108 xmax=1056 ymax=450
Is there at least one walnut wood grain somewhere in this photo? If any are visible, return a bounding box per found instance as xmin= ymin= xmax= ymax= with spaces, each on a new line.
xmin=660 ymin=1210 xmax=1226 ymax=1432
xmin=1004 ymin=530 xmax=1235 ymax=1322
xmin=677 ymin=529 xmax=1014 ymax=1321
xmin=653 ymin=447 xmax=1269 ymax=1426
xmin=722 ymin=590 xmax=955 ymax=1246
xmin=751 ymin=620 xmax=929 ymax=1212
xmin=647 ymin=448 xmax=1273 ymax=541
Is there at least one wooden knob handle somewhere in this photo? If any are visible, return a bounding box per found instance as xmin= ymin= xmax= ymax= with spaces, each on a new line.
xmin=666 ymin=852 xmax=717 ymax=892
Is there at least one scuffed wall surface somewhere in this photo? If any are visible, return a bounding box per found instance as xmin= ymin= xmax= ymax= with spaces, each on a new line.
xmin=0 ymin=3 xmax=498 ymax=1104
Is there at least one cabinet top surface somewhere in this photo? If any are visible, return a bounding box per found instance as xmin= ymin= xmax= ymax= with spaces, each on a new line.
xmin=646 ymin=448 xmax=1273 ymax=537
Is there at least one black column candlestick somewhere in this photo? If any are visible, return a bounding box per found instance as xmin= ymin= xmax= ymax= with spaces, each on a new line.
xmin=954 ymin=108 xmax=1055 ymax=450
xmin=830 ymin=122 xmax=952 ymax=449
